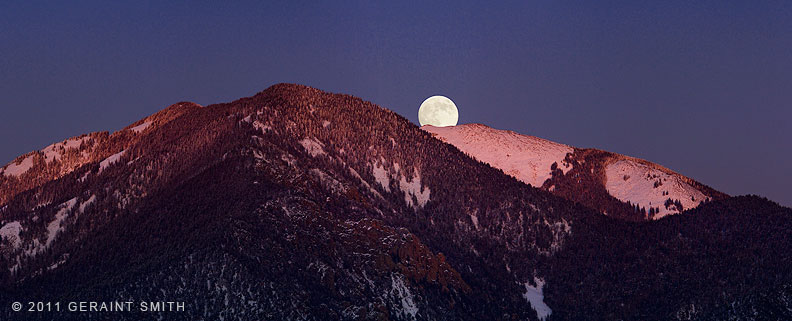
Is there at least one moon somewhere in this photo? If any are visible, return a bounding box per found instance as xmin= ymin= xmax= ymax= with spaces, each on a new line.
xmin=418 ymin=96 xmax=458 ymax=127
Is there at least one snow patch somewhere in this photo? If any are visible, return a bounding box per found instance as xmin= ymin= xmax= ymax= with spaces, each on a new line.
xmin=322 ymin=120 xmax=331 ymax=128
xmin=98 ymin=150 xmax=125 ymax=174
xmin=372 ymin=163 xmax=391 ymax=192
xmin=3 ymin=155 xmax=34 ymax=177
xmin=0 ymin=221 xmax=23 ymax=248
xmin=46 ymin=198 xmax=78 ymax=247
xmin=79 ymin=195 xmax=96 ymax=213
xmin=130 ymin=121 xmax=152 ymax=133
xmin=423 ymin=124 xmax=573 ymax=187
xmin=34 ymin=200 xmax=52 ymax=209
xmin=390 ymin=274 xmax=418 ymax=320
xmin=41 ymin=136 xmax=90 ymax=163
xmin=299 ymin=138 xmax=326 ymax=157
xmin=41 ymin=145 xmax=59 ymax=163
xmin=78 ymin=171 xmax=91 ymax=182
xmin=605 ymin=160 xmax=707 ymax=219
xmin=252 ymin=120 xmax=272 ymax=132
xmin=470 ymin=215 xmax=479 ymax=230
xmin=523 ymin=277 xmax=552 ymax=321
xmin=398 ymin=170 xmax=430 ymax=208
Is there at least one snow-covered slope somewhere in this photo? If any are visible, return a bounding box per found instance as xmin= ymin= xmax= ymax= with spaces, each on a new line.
xmin=0 ymin=102 xmax=202 ymax=206
xmin=605 ymin=159 xmax=709 ymax=219
xmin=424 ymin=123 xmax=724 ymax=220
xmin=423 ymin=124 xmax=573 ymax=188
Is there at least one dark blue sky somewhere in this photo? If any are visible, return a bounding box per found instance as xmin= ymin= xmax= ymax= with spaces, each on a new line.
xmin=1 ymin=1 xmax=790 ymax=206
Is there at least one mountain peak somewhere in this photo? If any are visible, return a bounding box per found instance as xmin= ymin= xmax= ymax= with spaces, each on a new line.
xmin=256 ymin=83 xmax=326 ymax=101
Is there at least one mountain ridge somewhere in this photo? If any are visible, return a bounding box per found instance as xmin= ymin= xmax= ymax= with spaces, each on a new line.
xmin=1 ymin=83 xmax=790 ymax=320
xmin=424 ymin=123 xmax=727 ymax=220
xmin=3 ymin=83 xmax=588 ymax=319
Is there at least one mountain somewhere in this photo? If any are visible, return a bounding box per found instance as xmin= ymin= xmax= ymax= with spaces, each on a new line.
xmin=1 ymin=84 xmax=790 ymax=321
xmin=0 ymin=102 xmax=202 ymax=206
xmin=423 ymin=124 xmax=727 ymax=220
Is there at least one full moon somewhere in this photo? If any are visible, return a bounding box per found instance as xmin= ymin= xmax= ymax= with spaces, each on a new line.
xmin=418 ymin=96 xmax=458 ymax=127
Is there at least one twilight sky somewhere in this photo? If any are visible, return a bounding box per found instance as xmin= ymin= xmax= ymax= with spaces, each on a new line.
xmin=1 ymin=1 xmax=790 ymax=206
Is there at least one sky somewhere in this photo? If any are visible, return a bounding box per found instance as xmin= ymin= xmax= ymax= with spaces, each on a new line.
xmin=1 ymin=1 xmax=790 ymax=206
